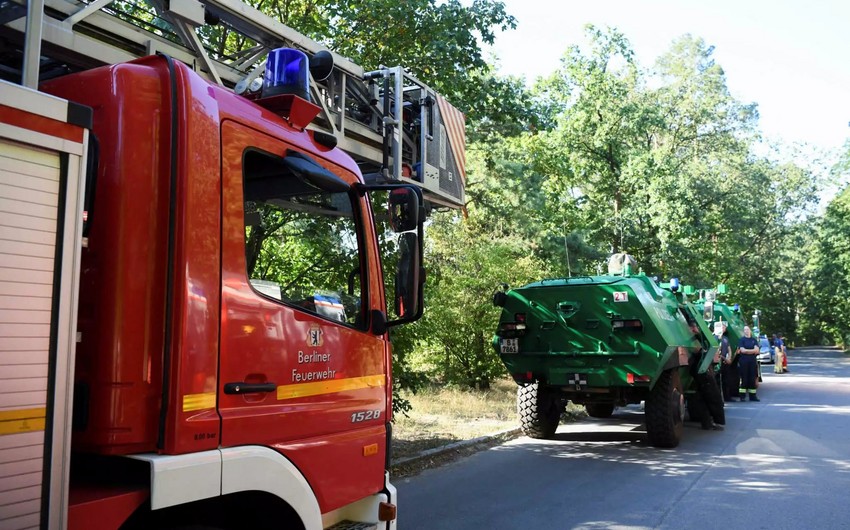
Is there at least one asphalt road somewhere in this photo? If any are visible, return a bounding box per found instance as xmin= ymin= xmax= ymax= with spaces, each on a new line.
xmin=397 ymin=347 xmax=850 ymax=530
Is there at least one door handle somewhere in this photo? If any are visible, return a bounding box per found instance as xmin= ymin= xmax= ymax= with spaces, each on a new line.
xmin=224 ymin=382 xmax=276 ymax=394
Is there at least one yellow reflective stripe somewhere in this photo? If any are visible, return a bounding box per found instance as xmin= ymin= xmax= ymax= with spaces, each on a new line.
xmin=277 ymin=374 xmax=385 ymax=401
xmin=0 ymin=407 xmax=46 ymax=435
xmin=182 ymin=392 xmax=216 ymax=412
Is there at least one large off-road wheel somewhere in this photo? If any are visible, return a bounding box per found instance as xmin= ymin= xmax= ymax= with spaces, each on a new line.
xmin=685 ymin=394 xmax=709 ymax=425
xmin=517 ymin=382 xmax=560 ymax=439
xmin=585 ymin=403 xmax=615 ymax=418
xmin=645 ymin=368 xmax=684 ymax=448
xmin=698 ymin=368 xmax=725 ymax=425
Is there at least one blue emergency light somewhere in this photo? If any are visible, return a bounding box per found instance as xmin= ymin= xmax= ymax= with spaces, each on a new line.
xmin=263 ymin=48 xmax=310 ymax=101
xmin=670 ymin=277 xmax=680 ymax=292
xmin=733 ymin=303 xmax=740 ymax=312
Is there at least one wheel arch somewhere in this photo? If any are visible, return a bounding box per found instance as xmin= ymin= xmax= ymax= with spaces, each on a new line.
xmin=120 ymin=490 xmax=307 ymax=530
xmin=220 ymin=445 xmax=321 ymax=529
xmin=126 ymin=446 xmax=321 ymax=530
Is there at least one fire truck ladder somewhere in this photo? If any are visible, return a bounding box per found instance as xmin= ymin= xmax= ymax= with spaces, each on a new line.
xmin=0 ymin=0 xmax=466 ymax=208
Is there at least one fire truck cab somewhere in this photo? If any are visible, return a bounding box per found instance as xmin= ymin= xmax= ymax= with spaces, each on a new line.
xmin=0 ymin=1 xmax=465 ymax=528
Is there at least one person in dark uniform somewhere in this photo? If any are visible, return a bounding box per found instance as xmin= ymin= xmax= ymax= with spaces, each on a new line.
xmin=737 ymin=326 xmax=760 ymax=401
xmin=687 ymin=319 xmax=725 ymax=430
xmin=718 ymin=324 xmax=739 ymax=401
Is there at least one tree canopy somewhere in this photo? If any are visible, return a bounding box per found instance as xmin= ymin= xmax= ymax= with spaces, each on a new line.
xmin=406 ymin=25 xmax=834 ymax=388
xmin=182 ymin=1 xmax=844 ymax=386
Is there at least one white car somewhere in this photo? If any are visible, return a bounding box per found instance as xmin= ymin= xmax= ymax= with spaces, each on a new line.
xmin=757 ymin=336 xmax=774 ymax=364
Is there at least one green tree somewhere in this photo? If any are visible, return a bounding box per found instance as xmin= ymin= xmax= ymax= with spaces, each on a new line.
xmin=803 ymin=175 xmax=850 ymax=347
xmin=533 ymin=26 xmax=650 ymax=255
xmin=527 ymin=29 xmax=820 ymax=291
xmin=414 ymin=212 xmax=546 ymax=388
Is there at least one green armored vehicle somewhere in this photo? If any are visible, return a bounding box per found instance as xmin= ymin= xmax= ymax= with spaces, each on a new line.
xmin=491 ymin=254 xmax=724 ymax=448
xmin=690 ymin=285 xmax=747 ymax=345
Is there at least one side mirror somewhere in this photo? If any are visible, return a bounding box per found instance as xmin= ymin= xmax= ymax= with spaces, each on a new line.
xmin=388 ymin=188 xmax=419 ymax=232
xmin=361 ymin=184 xmax=425 ymax=331
xmin=394 ymin=232 xmax=421 ymax=319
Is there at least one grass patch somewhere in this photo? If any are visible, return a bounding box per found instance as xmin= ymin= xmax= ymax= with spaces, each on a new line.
xmin=392 ymin=378 xmax=517 ymax=460
xmin=391 ymin=378 xmax=586 ymax=461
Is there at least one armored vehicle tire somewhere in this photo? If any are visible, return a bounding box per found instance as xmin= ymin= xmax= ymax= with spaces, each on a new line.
xmin=685 ymin=394 xmax=706 ymax=423
xmin=699 ymin=370 xmax=725 ymax=425
xmin=518 ymin=382 xmax=560 ymax=439
xmin=645 ymin=368 xmax=684 ymax=448
xmin=586 ymin=403 xmax=615 ymax=418
xmin=686 ymin=394 xmax=713 ymax=429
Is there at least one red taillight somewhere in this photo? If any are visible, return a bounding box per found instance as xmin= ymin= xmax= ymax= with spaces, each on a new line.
xmin=627 ymin=373 xmax=651 ymax=384
xmin=499 ymin=314 xmax=527 ymax=337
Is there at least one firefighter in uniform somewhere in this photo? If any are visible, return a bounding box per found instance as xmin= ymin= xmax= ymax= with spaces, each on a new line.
xmin=737 ymin=326 xmax=760 ymax=401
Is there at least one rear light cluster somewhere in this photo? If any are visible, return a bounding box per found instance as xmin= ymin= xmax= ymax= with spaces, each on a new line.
xmin=612 ymin=318 xmax=643 ymax=331
xmin=626 ymin=373 xmax=651 ymax=384
xmin=499 ymin=313 xmax=527 ymax=337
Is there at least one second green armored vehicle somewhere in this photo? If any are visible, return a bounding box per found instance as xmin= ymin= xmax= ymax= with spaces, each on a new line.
xmin=492 ymin=254 xmax=724 ymax=448
xmin=690 ymin=284 xmax=747 ymax=346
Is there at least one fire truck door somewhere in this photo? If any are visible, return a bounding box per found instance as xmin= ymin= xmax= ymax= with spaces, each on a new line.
xmin=217 ymin=121 xmax=389 ymax=511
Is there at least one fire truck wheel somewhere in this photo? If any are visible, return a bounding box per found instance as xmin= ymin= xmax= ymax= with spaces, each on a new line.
xmin=645 ymin=368 xmax=684 ymax=448
xmin=585 ymin=403 xmax=615 ymax=418
xmin=517 ymin=382 xmax=560 ymax=439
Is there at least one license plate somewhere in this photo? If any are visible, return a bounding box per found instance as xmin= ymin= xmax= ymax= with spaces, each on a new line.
xmin=500 ymin=338 xmax=519 ymax=354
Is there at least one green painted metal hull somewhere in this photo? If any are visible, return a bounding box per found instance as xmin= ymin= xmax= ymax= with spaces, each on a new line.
xmin=492 ymin=275 xmax=717 ymax=406
xmin=695 ymin=301 xmax=747 ymax=350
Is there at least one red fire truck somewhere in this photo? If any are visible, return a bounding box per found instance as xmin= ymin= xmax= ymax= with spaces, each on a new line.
xmin=0 ymin=1 xmax=466 ymax=528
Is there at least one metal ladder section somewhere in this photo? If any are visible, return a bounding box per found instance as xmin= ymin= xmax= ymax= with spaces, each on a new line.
xmin=0 ymin=0 xmax=465 ymax=208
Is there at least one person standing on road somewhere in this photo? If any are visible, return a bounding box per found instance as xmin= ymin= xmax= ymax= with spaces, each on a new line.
xmin=774 ymin=334 xmax=785 ymax=374
xmin=688 ymin=320 xmax=725 ymax=430
xmin=737 ymin=326 xmax=760 ymax=401
xmin=718 ymin=325 xmax=739 ymax=401
xmin=779 ymin=333 xmax=789 ymax=373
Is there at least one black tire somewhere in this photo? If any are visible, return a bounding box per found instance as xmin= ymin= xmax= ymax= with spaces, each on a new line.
xmin=686 ymin=394 xmax=709 ymax=426
xmin=585 ymin=403 xmax=615 ymax=418
xmin=645 ymin=368 xmax=684 ymax=448
xmin=698 ymin=368 xmax=725 ymax=425
xmin=170 ymin=527 xmax=227 ymax=530
xmin=517 ymin=382 xmax=560 ymax=439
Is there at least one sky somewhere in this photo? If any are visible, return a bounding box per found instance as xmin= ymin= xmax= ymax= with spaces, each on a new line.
xmin=485 ymin=0 xmax=850 ymax=168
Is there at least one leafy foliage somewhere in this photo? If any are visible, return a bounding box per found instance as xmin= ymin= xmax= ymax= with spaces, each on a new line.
xmin=802 ymin=184 xmax=850 ymax=347
xmin=412 ymin=211 xmax=547 ymax=389
xmin=167 ymin=0 xmax=842 ymax=376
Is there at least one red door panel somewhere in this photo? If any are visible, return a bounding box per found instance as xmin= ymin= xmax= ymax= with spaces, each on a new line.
xmin=218 ymin=120 xmax=388 ymax=511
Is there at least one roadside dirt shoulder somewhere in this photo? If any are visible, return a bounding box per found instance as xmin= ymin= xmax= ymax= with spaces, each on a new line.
xmin=390 ymin=379 xmax=586 ymax=476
